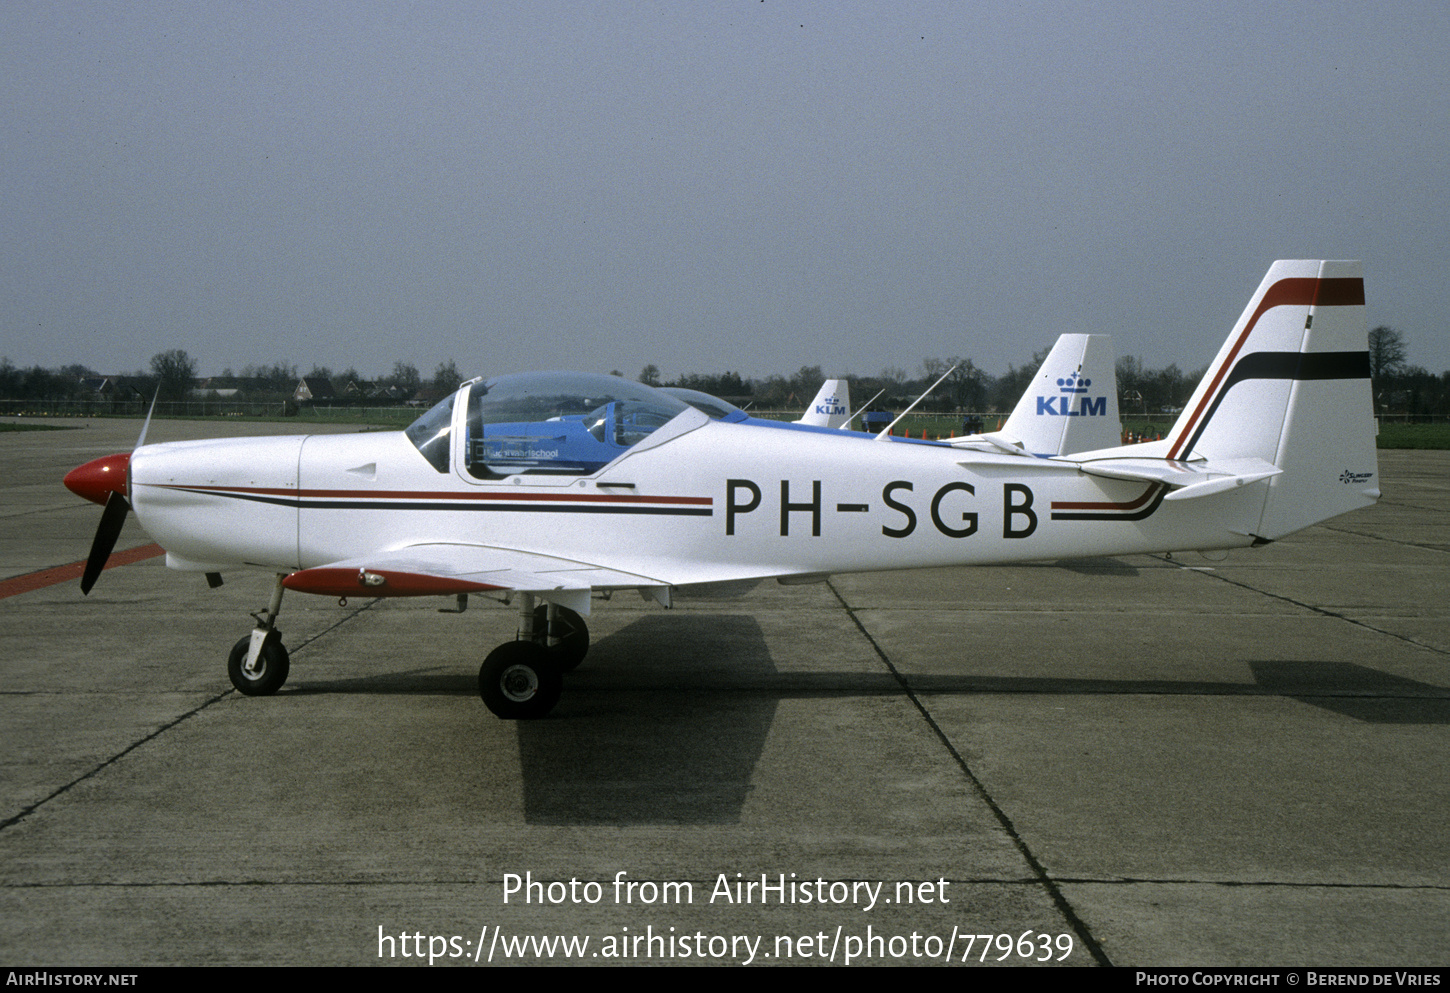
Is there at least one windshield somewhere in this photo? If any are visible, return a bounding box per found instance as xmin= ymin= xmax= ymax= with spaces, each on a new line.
xmin=403 ymin=392 xmax=455 ymax=473
xmin=454 ymin=372 xmax=690 ymax=478
xmin=658 ymin=386 xmax=746 ymax=420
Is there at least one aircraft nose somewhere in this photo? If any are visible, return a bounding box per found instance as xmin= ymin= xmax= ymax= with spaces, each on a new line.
xmin=64 ymin=452 xmax=131 ymax=506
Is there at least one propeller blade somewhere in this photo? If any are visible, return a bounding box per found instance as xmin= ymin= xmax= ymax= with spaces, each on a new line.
xmin=135 ymin=389 xmax=158 ymax=451
xmin=80 ymin=490 xmax=132 ymax=595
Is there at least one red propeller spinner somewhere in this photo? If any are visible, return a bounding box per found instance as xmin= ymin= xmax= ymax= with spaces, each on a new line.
xmin=63 ymin=452 xmax=131 ymax=507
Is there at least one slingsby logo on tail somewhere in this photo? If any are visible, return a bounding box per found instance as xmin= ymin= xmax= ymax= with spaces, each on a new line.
xmin=64 ymin=260 xmax=1378 ymax=721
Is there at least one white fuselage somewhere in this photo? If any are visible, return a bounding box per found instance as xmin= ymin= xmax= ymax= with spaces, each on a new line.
xmin=128 ymin=410 xmax=1268 ymax=589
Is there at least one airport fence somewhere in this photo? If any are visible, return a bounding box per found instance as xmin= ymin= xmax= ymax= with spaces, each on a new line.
xmin=0 ymin=398 xmax=421 ymax=425
xmin=7 ymin=400 xmax=1442 ymax=446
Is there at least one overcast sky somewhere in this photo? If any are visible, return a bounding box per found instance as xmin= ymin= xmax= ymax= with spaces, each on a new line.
xmin=4 ymin=1 xmax=1448 ymax=384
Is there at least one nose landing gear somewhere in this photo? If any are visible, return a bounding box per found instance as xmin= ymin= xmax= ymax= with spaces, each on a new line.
xmin=227 ymin=575 xmax=290 ymax=696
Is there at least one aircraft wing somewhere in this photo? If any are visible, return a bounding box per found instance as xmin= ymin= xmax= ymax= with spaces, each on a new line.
xmin=1064 ymin=456 xmax=1282 ymax=501
xmin=282 ymin=543 xmax=672 ymax=614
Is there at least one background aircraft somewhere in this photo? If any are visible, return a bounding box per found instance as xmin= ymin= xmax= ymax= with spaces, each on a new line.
xmin=65 ymin=261 xmax=1378 ymax=718
xmin=949 ymin=333 xmax=1121 ymax=456
xmin=796 ymin=379 xmax=851 ymax=429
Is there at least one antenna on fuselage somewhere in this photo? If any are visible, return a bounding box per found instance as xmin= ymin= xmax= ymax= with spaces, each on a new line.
xmin=839 ymin=388 xmax=885 ymax=430
xmin=874 ymin=364 xmax=958 ymax=441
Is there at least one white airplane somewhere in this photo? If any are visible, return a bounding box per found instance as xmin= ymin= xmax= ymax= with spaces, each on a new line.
xmin=797 ymin=379 xmax=852 ymax=429
xmin=949 ymin=334 xmax=1122 ymax=456
xmin=65 ymin=260 xmax=1379 ymax=719
xmin=788 ymin=335 xmax=1119 ymax=450
xmin=664 ymin=378 xmax=851 ymax=429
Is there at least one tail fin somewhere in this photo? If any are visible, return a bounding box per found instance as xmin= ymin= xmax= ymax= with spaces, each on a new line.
xmin=1164 ymin=260 xmax=1378 ymax=538
xmin=996 ymin=334 xmax=1120 ymax=456
xmin=797 ymin=379 xmax=851 ymax=429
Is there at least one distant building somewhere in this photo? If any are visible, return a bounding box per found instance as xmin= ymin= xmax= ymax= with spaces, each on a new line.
xmin=79 ymin=376 xmax=144 ymax=401
xmin=408 ymin=385 xmax=449 ymax=407
xmin=293 ymin=377 xmax=337 ymax=402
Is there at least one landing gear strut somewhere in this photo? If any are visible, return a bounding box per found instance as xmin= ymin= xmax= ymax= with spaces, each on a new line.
xmin=228 ymin=574 xmax=290 ymax=696
xmin=529 ymin=603 xmax=588 ymax=672
xmin=479 ymin=593 xmax=587 ymax=719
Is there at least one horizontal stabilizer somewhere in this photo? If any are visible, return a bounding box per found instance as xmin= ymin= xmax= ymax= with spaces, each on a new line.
xmin=1072 ymin=456 xmax=1282 ymax=500
xmin=976 ymin=431 xmax=1035 ymax=457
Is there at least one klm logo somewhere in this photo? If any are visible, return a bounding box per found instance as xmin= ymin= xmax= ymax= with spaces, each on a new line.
xmin=815 ymin=397 xmax=847 ymax=416
xmin=1036 ymin=372 xmax=1106 ymax=417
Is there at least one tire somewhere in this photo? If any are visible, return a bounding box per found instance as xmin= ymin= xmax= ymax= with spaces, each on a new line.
xmin=227 ymin=631 xmax=290 ymax=696
xmin=528 ymin=605 xmax=589 ymax=672
xmin=479 ymin=641 xmax=562 ymax=719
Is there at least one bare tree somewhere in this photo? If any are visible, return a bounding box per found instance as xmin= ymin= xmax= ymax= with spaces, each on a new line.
xmin=389 ymin=361 xmax=421 ymax=393
xmin=1367 ymin=326 xmax=1407 ymax=382
xmin=432 ymin=360 xmax=462 ymax=390
xmin=150 ymin=349 xmax=197 ymax=402
xmin=946 ymin=357 xmax=987 ymax=410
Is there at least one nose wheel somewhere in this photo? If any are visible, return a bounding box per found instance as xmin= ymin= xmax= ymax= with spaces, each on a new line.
xmin=227 ymin=630 xmax=290 ymax=695
xmin=226 ymin=574 xmax=290 ymax=696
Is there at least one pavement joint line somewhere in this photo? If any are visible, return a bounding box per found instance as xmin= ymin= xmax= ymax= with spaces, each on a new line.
xmin=0 ymin=598 xmax=379 ymax=835
xmin=826 ymin=579 xmax=1114 ymax=968
xmin=1156 ymin=555 xmax=1450 ymax=658
xmin=1363 ymin=496 xmax=1449 ymax=516
xmin=1053 ymin=878 xmax=1450 ymax=891
xmin=1318 ymin=522 xmax=1449 ymax=555
xmin=0 ymin=688 xmax=235 ymax=835
xmin=281 ymin=596 xmax=381 ymax=653
xmin=7 ymin=877 xmax=1448 ymax=892
xmin=0 ymin=504 xmax=95 ymax=521
xmin=2 ymin=874 xmax=1059 ymax=890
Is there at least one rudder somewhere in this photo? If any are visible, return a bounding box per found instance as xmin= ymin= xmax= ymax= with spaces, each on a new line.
xmin=1164 ymin=260 xmax=1378 ymax=539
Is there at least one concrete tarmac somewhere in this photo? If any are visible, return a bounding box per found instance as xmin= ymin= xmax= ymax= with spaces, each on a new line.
xmin=2 ymin=417 xmax=1446 ymax=967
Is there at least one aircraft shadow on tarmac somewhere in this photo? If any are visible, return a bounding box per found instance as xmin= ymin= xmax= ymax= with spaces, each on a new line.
xmin=1047 ymin=557 xmax=1144 ymax=576
xmin=515 ymin=614 xmax=781 ymax=826
xmin=280 ymin=613 xmax=1447 ymax=826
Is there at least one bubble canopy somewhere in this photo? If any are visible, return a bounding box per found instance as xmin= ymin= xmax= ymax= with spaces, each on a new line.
xmin=404 ymin=371 xmax=694 ymax=476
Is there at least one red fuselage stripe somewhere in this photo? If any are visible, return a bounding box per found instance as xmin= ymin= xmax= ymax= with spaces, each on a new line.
xmin=153 ymin=485 xmax=711 ymax=505
xmin=1050 ymin=484 xmax=1158 ymax=512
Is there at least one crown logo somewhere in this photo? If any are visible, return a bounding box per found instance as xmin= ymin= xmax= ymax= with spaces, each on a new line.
xmin=1056 ymin=373 xmax=1090 ymax=394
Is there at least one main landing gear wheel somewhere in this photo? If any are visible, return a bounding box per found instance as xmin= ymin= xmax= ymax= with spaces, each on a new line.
xmin=529 ymin=605 xmax=589 ymax=672
xmin=479 ymin=641 xmax=562 ymax=720
xmin=227 ymin=631 xmax=290 ymax=696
